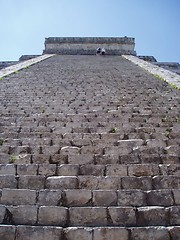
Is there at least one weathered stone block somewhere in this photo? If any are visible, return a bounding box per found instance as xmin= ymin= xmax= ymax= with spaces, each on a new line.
xmin=46 ymin=176 xmax=78 ymax=189
xmin=71 ymin=138 xmax=92 ymax=147
xmin=169 ymin=206 xmax=180 ymax=225
xmin=108 ymin=207 xmax=136 ymax=226
xmin=94 ymin=227 xmax=129 ymax=240
xmin=172 ymin=189 xmax=180 ymax=205
xmin=16 ymin=226 xmax=63 ymax=240
xmin=105 ymin=139 xmax=144 ymax=155
xmin=38 ymin=189 xmax=63 ymax=206
xmin=65 ymin=189 xmax=92 ymax=206
xmin=18 ymin=175 xmax=45 ymax=190
xmin=137 ymin=206 xmax=169 ymax=226
xmin=42 ymin=145 xmax=60 ymax=155
xmin=130 ymin=227 xmax=170 ymax=240
xmin=0 ymin=164 xmax=16 ymax=175
xmin=0 ymin=145 xmax=10 ymax=154
xmin=68 ymin=154 xmax=94 ymax=164
xmin=106 ymin=164 xmax=127 ymax=176
xmin=161 ymin=155 xmax=179 ymax=164
xmin=69 ymin=207 xmax=107 ymax=226
xmin=147 ymin=190 xmax=174 ymax=206
xmin=93 ymin=190 xmax=117 ymax=206
xmin=95 ymin=154 xmax=119 ymax=164
xmin=57 ymin=164 xmax=79 ymax=176
xmin=0 ymin=153 xmax=10 ymax=164
xmin=65 ymin=227 xmax=93 ymax=240
xmin=164 ymin=145 xmax=180 ymax=155
xmin=122 ymin=176 xmax=152 ymax=190
xmin=168 ymin=226 xmax=180 ymax=240
xmin=78 ymin=176 xmax=121 ymax=190
xmin=38 ymin=163 xmax=56 ymax=176
xmin=0 ymin=225 xmax=15 ymax=240
xmin=139 ymin=154 xmax=161 ymax=164
xmin=128 ymin=164 xmax=159 ymax=176
xmin=80 ymin=164 xmax=105 ymax=176
xmin=0 ymin=206 xmax=13 ymax=224
xmin=104 ymin=145 xmax=131 ymax=156
xmin=78 ymin=176 xmax=99 ymax=189
xmin=38 ymin=206 xmax=68 ymax=226
xmin=1 ymin=189 xmax=36 ymax=205
xmin=159 ymin=164 xmax=180 ymax=176
xmin=81 ymin=145 xmax=103 ymax=155
xmin=146 ymin=139 xmax=166 ymax=148
xmin=118 ymin=190 xmax=146 ymax=206
xmin=153 ymin=176 xmax=180 ymax=189
xmin=0 ymin=175 xmax=17 ymax=188
xmin=7 ymin=205 xmax=38 ymax=225
xmin=120 ymin=154 xmax=140 ymax=164
xmin=50 ymin=154 xmax=68 ymax=164
xmin=32 ymin=154 xmax=50 ymax=164
xmin=17 ymin=164 xmax=38 ymax=175
xmin=60 ymin=146 xmax=80 ymax=154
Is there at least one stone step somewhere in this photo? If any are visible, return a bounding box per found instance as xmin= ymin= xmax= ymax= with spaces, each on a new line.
xmin=1 ymin=143 xmax=179 ymax=161
xmin=1 ymin=163 xmax=180 ymax=177
xmin=0 ymin=225 xmax=180 ymax=240
xmin=1 ymin=205 xmax=180 ymax=227
xmin=1 ymin=151 xmax=179 ymax=165
xmin=0 ymin=189 xmax=179 ymax=207
xmin=0 ymin=174 xmax=179 ymax=190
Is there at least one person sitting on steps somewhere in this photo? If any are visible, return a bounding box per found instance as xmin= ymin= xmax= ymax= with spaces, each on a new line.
xmin=96 ymin=47 xmax=102 ymax=56
xmin=101 ymin=48 xmax=106 ymax=55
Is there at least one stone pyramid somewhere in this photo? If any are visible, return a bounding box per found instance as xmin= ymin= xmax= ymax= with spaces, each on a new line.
xmin=0 ymin=37 xmax=180 ymax=240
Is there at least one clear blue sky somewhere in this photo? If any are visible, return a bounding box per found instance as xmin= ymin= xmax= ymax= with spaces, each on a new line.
xmin=1 ymin=0 xmax=180 ymax=62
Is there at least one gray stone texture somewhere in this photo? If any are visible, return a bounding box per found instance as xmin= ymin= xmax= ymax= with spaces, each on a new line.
xmin=16 ymin=225 xmax=63 ymax=240
xmin=118 ymin=190 xmax=146 ymax=207
xmin=168 ymin=226 xmax=180 ymax=240
xmin=0 ymin=51 xmax=180 ymax=239
xmin=18 ymin=175 xmax=45 ymax=190
xmin=65 ymin=227 xmax=93 ymax=240
xmin=0 ymin=175 xmax=17 ymax=188
xmin=46 ymin=176 xmax=78 ymax=189
xmin=137 ymin=207 xmax=169 ymax=226
xmin=1 ymin=189 xmax=37 ymax=205
xmin=93 ymin=190 xmax=117 ymax=206
xmin=69 ymin=207 xmax=107 ymax=226
xmin=65 ymin=189 xmax=92 ymax=206
xmin=7 ymin=205 xmax=38 ymax=225
xmin=94 ymin=227 xmax=129 ymax=240
xmin=37 ymin=189 xmax=63 ymax=206
xmin=0 ymin=225 xmax=16 ymax=240
xmin=38 ymin=206 xmax=68 ymax=226
xmin=108 ymin=207 xmax=136 ymax=226
xmin=130 ymin=227 xmax=170 ymax=240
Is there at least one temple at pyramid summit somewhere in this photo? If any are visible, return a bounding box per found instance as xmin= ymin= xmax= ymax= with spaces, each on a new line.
xmin=0 ymin=37 xmax=180 ymax=240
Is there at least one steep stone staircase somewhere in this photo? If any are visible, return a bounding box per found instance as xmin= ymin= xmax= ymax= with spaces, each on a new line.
xmin=0 ymin=55 xmax=180 ymax=240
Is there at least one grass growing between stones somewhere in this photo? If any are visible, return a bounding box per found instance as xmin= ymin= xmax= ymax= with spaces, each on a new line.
xmin=0 ymin=138 xmax=4 ymax=145
xmin=9 ymin=155 xmax=19 ymax=164
xmin=153 ymin=73 xmax=166 ymax=82
xmin=169 ymin=82 xmax=180 ymax=90
xmin=109 ymin=127 xmax=118 ymax=133
xmin=153 ymin=73 xmax=180 ymax=90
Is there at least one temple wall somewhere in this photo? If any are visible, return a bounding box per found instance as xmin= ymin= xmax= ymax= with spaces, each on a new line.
xmin=43 ymin=37 xmax=136 ymax=55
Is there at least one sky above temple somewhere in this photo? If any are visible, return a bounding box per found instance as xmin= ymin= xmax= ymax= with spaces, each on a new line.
xmin=1 ymin=0 xmax=180 ymax=62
